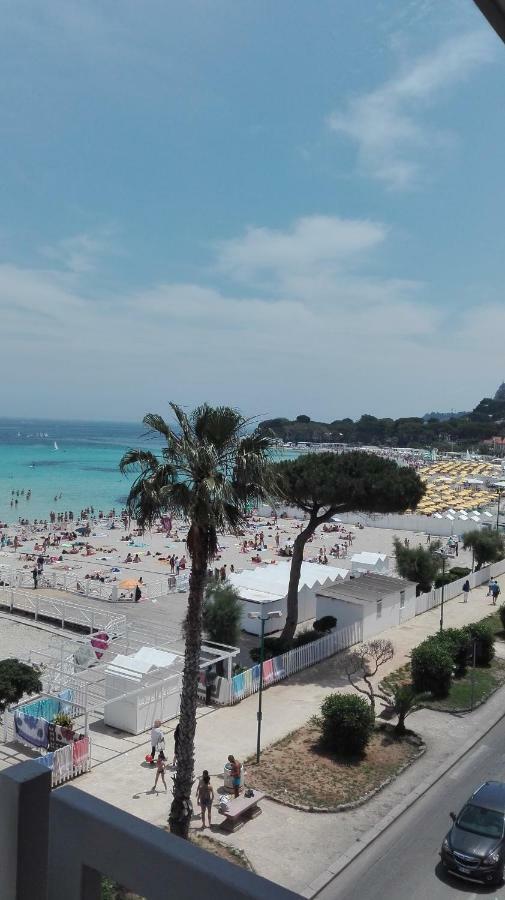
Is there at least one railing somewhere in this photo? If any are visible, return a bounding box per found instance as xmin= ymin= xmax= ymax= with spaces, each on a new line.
xmin=414 ymin=557 xmax=505 ymax=616
xmin=230 ymin=621 xmax=363 ymax=704
xmin=0 ymin=565 xmax=189 ymax=600
xmin=0 ymin=587 xmax=126 ymax=636
xmin=0 ymin=761 xmax=299 ymax=900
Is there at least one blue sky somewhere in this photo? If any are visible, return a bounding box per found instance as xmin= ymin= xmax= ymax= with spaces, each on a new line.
xmin=1 ymin=0 xmax=504 ymax=422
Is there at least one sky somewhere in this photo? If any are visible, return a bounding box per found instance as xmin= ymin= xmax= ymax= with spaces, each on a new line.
xmin=1 ymin=0 xmax=505 ymax=423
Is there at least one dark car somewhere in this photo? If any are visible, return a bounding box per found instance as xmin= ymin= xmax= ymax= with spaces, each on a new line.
xmin=440 ymin=781 xmax=505 ymax=885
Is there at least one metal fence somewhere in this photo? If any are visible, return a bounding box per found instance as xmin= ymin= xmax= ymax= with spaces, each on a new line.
xmin=230 ymin=621 xmax=363 ymax=704
xmin=0 ymin=761 xmax=299 ymax=900
xmin=0 ymin=566 xmax=189 ymax=600
xmin=0 ymin=587 xmax=126 ymax=635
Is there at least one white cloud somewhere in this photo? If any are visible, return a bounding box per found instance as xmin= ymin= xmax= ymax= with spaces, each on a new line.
xmin=215 ymin=215 xmax=388 ymax=286
xmin=40 ymin=228 xmax=118 ymax=274
xmin=327 ymin=30 xmax=495 ymax=188
xmin=0 ymin=213 xmax=502 ymax=420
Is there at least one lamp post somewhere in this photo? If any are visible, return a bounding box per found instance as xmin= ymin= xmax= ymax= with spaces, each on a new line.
xmin=496 ymin=488 xmax=504 ymax=532
xmin=248 ymin=609 xmax=282 ymax=764
xmin=435 ymin=549 xmax=449 ymax=633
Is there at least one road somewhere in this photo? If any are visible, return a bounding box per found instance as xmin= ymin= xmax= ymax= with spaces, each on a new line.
xmin=318 ymin=715 xmax=505 ymax=900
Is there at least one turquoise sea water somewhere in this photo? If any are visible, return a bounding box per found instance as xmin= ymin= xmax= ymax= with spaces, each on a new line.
xmin=0 ymin=419 xmax=296 ymax=524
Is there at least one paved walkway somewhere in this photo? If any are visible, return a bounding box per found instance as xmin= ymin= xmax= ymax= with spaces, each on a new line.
xmin=66 ymin=575 xmax=504 ymax=894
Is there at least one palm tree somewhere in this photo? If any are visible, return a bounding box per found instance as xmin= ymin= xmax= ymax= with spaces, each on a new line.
xmin=119 ymin=403 xmax=274 ymax=838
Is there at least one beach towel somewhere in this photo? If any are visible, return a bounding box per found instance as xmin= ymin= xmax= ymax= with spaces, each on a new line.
xmin=35 ymin=752 xmax=54 ymax=770
xmin=72 ymin=736 xmax=90 ymax=769
xmin=252 ymin=664 xmax=261 ymax=688
xmin=58 ymin=689 xmax=73 ymax=715
xmin=14 ymin=712 xmax=49 ymax=749
xmin=243 ymin=668 xmax=253 ymax=694
xmin=272 ymin=655 xmax=286 ymax=680
xmin=52 ymin=743 xmax=72 ymax=784
xmin=262 ymin=659 xmax=274 ymax=685
xmin=22 ymin=697 xmax=61 ymax=723
xmin=232 ymin=672 xmax=245 ymax=700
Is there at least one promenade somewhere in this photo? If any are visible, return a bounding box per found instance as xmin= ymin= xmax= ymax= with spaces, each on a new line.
xmin=68 ymin=574 xmax=505 ymax=894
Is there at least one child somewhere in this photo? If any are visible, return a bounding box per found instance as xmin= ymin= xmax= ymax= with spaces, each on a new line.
xmin=152 ymin=751 xmax=167 ymax=792
xmin=196 ymin=771 xmax=214 ymax=829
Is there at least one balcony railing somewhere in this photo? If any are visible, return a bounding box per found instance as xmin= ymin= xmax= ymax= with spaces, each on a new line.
xmin=0 ymin=760 xmax=300 ymax=900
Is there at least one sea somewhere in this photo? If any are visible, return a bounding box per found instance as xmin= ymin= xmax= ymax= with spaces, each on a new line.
xmin=0 ymin=418 xmax=296 ymax=525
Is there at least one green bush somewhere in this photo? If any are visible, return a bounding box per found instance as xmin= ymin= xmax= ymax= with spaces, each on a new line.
xmin=434 ymin=573 xmax=456 ymax=588
xmin=411 ymin=641 xmax=453 ymax=698
xmin=434 ymin=628 xmax=472 ymax=678
xmin=464 ymin=621 xmax=495 ymax=667
xmin=320 ymin=693 xmax=374 ymax=757
xmin=499 ymin=604 xmax=505 ymax=632
xmin=250 ymin=629 xmax=322 ymax=662
xmin=449 ymin=567 xmax=471 ymax=579
xmin=313 ymin=616 xmax=337 ymax=634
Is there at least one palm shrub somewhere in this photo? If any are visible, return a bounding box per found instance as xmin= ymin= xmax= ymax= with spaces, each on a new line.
xmin=411 ymin=641 xmax=453 ymax=698
xmin=320 ymin=694 xmax=374 ymax=757
xmin=464 ymin=621 xmax=495 ymax=666
xmin=120 ymin=403 xmax=274 ymax=838
xmin=392 ymin=684 xmax=422 ymax=736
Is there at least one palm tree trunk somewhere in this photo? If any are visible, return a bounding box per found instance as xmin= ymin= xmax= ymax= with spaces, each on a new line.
xmin=169 ymin=528 xmax=208 ymax=838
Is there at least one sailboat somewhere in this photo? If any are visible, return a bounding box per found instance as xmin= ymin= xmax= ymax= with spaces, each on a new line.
xmin=54 ymin=441 xmax=59 ymax=451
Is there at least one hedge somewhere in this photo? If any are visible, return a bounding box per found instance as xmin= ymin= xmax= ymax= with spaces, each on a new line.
xmin=320 ymin=693 xmax=374 ymax=757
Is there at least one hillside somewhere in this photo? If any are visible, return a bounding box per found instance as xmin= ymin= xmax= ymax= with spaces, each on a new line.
xmin=259 ymin=391 xmax=505 ymax=450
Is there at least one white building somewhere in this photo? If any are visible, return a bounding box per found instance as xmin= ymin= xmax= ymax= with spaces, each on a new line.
xmin=228 ymin=562 xmax=349 ymax=636
xmin=316 ymin=573 xmax=416 ymax=640
xmin=104 ymin=647 xmax=183 ymax=735
xmin=350 ymin=552 xmax=389 ymax=576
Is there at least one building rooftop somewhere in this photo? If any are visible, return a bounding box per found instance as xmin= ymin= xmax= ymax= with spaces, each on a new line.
xmin=316 ymin=573 xmax=413 ymax=605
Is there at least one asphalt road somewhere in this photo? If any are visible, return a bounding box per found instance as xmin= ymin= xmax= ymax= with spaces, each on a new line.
xmin=318 ymin=715 xmax=505 ymax=900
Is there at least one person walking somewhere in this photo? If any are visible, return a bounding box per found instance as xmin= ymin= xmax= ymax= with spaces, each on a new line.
xmin=32 ymin=567 xmax=38 ymax=589
xmin=492 ymin=581 xmax=501 ymax=606
xmin=134 ymin=583 xmax=141 ymax=603
xmin=462 ymin=579 xmax=470 ymax=603
xmin=488 ymin=578 xmax=497 ymax=598
xmin=227 ymin=754 xmax=241 ymax=798
xmin=152 ymin=751 xmax=167 ymax=792
xmin=196 ymin=770 xmax=214 ymax=828
xmin=150 ymin=719 xmax=163 ymax=764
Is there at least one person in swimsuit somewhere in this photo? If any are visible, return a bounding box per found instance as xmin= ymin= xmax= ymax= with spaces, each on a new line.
xmin=196 ymin=770 xmax=214 ymax=828
xmin=227 ymin=754 xmax=241 ymax=798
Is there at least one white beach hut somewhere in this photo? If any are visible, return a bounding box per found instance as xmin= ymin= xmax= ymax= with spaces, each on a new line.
xmin=104 ymin=647 xmax=182 ymax=734
xmin=228 ymin=562 xmax=349 ymax=635
xmin=350 ymin=552 xmax=389 ymax=576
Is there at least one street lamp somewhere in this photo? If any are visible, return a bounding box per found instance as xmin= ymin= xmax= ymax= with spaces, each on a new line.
xmin=494 ymin=484 xmax=505 ymax=531
xmin=248 ymin=609 xmax=282 ymax=763
xmin=434 ymin=549 xmax=449 ymax=633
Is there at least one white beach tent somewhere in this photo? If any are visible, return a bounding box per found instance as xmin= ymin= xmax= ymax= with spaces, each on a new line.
xmin=350 ymin=552 xmax=389 ymax=576
xmin=104 ymin=647 xmax=182 ymax=734
xmin=228 ymin=562 xmax=349 ymax=635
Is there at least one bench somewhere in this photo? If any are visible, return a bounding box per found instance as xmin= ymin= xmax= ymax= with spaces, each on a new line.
xmin=220 ymin=790 xmax=265 ymax=831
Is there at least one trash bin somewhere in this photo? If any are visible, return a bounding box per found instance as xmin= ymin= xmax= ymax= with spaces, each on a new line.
xmin=223 ymin=762 xmax=244 ymax=792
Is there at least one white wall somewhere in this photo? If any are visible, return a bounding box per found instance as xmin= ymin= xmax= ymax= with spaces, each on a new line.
xmin=336 ymin=510 xmax=492 ymax=537
xmin=362 ymin=585 xmax=416 ymax=639
xmin=315 ymin=595 xmax=363 ymax=632
xmin=240 ymin=597 xmax=286 ymax=635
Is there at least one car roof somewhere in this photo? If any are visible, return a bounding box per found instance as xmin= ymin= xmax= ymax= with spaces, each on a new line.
xmin=470 ymin=782 xmax=505 ymax=813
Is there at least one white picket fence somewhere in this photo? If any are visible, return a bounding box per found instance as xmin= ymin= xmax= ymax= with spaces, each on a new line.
xmin=414 ymin=557 xmax=505 ymax=616
xmin=0 ymin=587 xmax=126 ymax=636
xmin=229 ymin=621 xmax=363 ymax=704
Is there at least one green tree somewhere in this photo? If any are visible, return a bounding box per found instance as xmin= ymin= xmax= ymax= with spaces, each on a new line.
xmin=462 ymin=529 xmax=505 ymax=570
xmin=273 ymin=452 xmax=425 ymax=643
xmin=203 ymin=579 xmax=242 ymax=648
xmin=320 ymin=693 xmax=374 ymax=757
xmin=394 ymin=538 xmax=443 ymax=595
xmin=0 ymin=659 xmax=42 ymax=712
xmin=120 ymin=403 xmax=273 ymax=838
xmin=390 ymin=684 xmax=425 ymax=736
xmin=341 ymin=639 xmax=394 ymax=715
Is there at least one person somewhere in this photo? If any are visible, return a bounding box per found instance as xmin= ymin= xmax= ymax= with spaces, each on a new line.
xmin=492 ymin=581 xmax=501 ymax=606
xmin=196 ymin=770 xmax=214 ymax=828
xmin=172 ymin=722 xmax=180 ymax=767
xmin=150 ymin=719 xmax=163 ymax=764
xmin=152 ymin=751 xmax=167 ymax=792
xmin=488 ymin=578 xmax=497 ymax=598
xmin=227 ymin=754 xmax=241 ymax=798
xmin=462 ymin=579 xmax=470 ymax=603
xmin=32 ymin=567 xmax=38 ymax=589
xmin=134 ymin=584 xmax=141 ymax=603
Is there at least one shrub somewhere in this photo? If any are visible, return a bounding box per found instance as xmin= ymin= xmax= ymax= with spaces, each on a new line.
xmin=434 ymin=573 xmax=456 ymax=588
xmin=464 ymin=621 xmax=495 ymax=666
xmin=449 ymin=567 xmax=471 ymax=579
xmin=499 ymin=604 xmax=505 ymax=632
xmin=203 ymin=580 xmax=242 ymax=647
xmin=250 ymin=629 xmax=322 ymax=662
xmin=435 ymin=628 xmax=472 ymax=678
xmin=411 ymin=641 xmax=453 ymax=698
xmin=320 ymin=693 xmax=374 ymax=757
xmin=53 ymin=712 xmax=73 ymax=728
xmin=313 ymin=616 xmax=337 ymax=634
